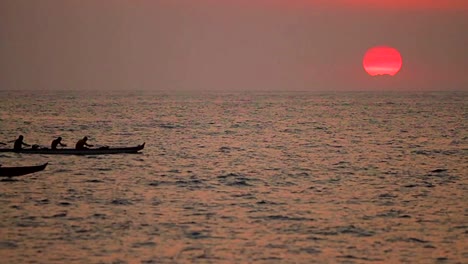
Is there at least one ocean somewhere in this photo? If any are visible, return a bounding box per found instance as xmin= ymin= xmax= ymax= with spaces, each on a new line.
xmin=0 ymin=90 xmax=466 ymax=263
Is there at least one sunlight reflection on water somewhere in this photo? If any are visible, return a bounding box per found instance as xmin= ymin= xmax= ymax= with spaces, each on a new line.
xmin=0 ymin=91 xmax=466 ymax=263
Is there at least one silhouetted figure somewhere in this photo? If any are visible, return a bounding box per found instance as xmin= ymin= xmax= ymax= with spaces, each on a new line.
xmin=13 ymin=135 xmax=30 ymax=151
xmin=51 ymin=137 xmax=67 ymax=149
xmin=75 ymin=136 xmax=93 ymax=150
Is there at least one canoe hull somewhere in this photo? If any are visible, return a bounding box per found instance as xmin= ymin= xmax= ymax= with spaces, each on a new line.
xmin=0 ymin=163 xmax=48 ymax=177
xmin=0 ymin=143 xmax=145 ymax=155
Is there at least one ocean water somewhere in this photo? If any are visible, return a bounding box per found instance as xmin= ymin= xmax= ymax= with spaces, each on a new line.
xmin=0 ymin=90 xmax=466 ymax=263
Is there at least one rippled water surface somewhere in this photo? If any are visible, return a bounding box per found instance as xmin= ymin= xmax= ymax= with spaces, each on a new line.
xmin=0 ymin=91 xmax=467 ymax=263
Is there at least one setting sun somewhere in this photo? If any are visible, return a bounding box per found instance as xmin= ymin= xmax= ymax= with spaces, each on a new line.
xmin=363 ymin=46 xmax=403 ymax=76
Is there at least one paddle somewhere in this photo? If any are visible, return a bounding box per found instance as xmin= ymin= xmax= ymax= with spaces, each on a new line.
xmin=93 ymin=144 xmax=109 ymax=150
xmin=56 ymin=143 xmax=68 ymax=149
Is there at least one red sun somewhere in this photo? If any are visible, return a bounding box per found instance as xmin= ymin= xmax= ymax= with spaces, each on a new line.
xmin=363 ymin=46 xmax=402 ymax=76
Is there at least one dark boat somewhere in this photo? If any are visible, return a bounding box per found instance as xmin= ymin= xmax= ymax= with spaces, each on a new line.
xmin=0 ymin=143 xmax=145 ymax=155
xmin=0 ymin=163 xmax=48 ymax=177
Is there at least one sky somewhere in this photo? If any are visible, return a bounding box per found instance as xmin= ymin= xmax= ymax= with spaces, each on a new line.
xmin=0 ymin=0 xmax=467 ymax=91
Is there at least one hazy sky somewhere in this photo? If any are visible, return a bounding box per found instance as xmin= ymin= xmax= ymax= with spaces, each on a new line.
xmin=1 ymin=0 xmax=467 ymax=91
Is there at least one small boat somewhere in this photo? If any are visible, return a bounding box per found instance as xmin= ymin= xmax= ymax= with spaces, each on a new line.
xmin=0 ymin=163 xmax=48 ymax=177
xmin=0 ymin=143 xmax=145 ymax=155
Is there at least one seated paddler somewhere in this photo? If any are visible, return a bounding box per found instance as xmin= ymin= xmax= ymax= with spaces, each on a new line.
xmin=51 ymin=137 xmax=67 ymax=149
xmin=13 ymin=135 xmax=31 ymax=151
xmin=75 ymin=136 xmax=93 ymax=150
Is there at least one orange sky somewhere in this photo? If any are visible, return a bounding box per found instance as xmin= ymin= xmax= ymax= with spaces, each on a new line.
xmin=338 ymin=0 xmax=468 ymax=10
xmin=0 ymin=0 xmax=467 ymax=91
xmin=192 ymin=0 xmax=468 ymax=10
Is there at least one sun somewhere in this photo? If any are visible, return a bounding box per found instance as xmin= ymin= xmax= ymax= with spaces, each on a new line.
xmin=363 ymin=46 xmax=402 ymax=76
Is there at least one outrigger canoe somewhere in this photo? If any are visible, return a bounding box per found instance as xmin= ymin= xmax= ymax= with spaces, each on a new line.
xmin=0 ymin=163 xmax=48 ymax=177
xmin=0 ymin=143 xmax=145 ymax=155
